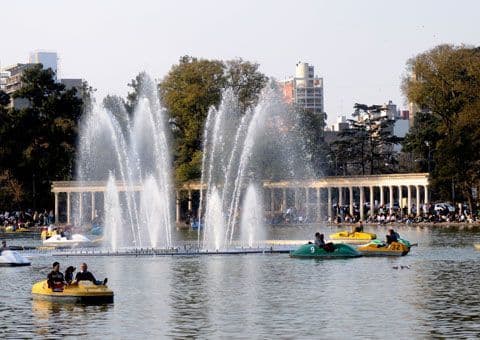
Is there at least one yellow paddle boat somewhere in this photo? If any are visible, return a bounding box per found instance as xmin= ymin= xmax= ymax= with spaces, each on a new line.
xmin=358 ymin=240 xmax=410 ymax=256
xmin=329 ymin=231 xmax=377 ymax=244
xmin=4 ymin=225 xmax=31 ymax=233
xmin=474 ymin=244 xmax=480 ymax=251
xmin=32 ymin=280 xmax=113 ymax=303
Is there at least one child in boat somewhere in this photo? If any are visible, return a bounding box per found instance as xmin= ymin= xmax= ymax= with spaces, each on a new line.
xmin=64 ymin=266 xmax=76 ymax=284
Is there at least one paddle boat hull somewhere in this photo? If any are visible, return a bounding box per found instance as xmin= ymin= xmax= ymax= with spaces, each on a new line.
xmin=0 ymin=250 xmax=31 ymax=267
xmin=329 ymin=231 xmax=377 ymax=244
xmin=358 ymin=240 xmax=410 ymax=256
xmin=43 ymin=234 xmax=93 ymax=248
xmin=290 ymin=243 xmax=362 ymax=259
xmin=32 ymin=280 xmax=113 ymax=304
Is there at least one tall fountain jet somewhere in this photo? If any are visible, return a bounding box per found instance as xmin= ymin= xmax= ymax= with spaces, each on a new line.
xmin=76 ymin=74 xmax=173 ymax=250
xmin=200 ymin=82 xmax=312 ymax=251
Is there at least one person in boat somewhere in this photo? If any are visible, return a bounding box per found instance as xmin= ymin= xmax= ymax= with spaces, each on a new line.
xmin=74 ymin=263 xmax=107 ymax=285
xmin=64 ymin=266 xmax=76 ymax=285
xmin=47 ymin=262 xmax=65 ymax=290
xmin=386 ymin=229 xmax=399 ymax=245
xmin=353 ymin=221 xmax=364 ymax=233
xmin=314 ymin=232 xmax=325 ymax=247
xmin=314 ymin=233 xmax=335 ymax=252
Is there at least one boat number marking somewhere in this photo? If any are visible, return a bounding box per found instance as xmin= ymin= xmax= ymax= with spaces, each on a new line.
xmin=310 ymin=246 xmax=315 ymax=253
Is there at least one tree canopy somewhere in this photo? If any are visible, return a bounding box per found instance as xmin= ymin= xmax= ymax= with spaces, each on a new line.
xmin=0 ymin=65 xmax=85 ymax=209
xmin=402 ymin=44 xmax=480 ymax=207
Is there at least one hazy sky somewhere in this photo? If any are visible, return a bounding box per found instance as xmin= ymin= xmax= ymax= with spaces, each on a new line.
xmin=2 ymin=0 xmax=479 ymax=125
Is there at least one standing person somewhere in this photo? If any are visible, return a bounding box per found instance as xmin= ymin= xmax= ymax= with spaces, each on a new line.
xmin=47 ymin=262 xmax=65 ymax=291
xmin=74 ymin=263 xmax=107 ymax=285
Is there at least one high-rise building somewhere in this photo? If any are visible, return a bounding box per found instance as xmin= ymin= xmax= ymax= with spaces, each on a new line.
xmin=29 ymin=51 xmax=58 ymax=78
xmin=279 ymin=62 xmax=326 ymax=121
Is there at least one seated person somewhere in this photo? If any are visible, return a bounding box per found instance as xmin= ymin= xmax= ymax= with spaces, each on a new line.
xmin=353 ymin=221 xmax=364 ymax=233
xmin=315 ymin=233 xmax=335 ymax=252
xmin=64 ymin=266 xmax=76 ymax=285
xmin=386 ymin=229 xmax=399 ymax=245
xmin=47 ymin=262 xmax=65 ymax=291
xmin=314 ymin=232 xmax=325 ymax=247
xmin=74 ymin=263 xmax=107 ymax=285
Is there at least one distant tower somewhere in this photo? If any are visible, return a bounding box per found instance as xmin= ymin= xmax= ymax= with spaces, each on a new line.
xmin=279 ymin=62 xmax=326 ymax=132
xmin=29 ymin=51 xmax=58 ymax=79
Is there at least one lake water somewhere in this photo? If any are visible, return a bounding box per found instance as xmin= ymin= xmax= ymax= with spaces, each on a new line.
xmin=1 ymin=224 xmax=480 ymax=339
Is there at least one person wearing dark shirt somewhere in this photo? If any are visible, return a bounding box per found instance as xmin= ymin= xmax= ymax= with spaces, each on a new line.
xmin=74 ymin=263 xmax=107 ymax=285
xmin=314 ymin=232 xmax=325 ymax=247
xmin=47 ymin=262 xmax=65 ymax=291
xmin=386 ymin=229 xmax=399 ymax=245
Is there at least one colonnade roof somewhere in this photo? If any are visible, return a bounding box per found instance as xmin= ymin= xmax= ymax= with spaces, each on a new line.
xmin=51 ymin=173 xmax=429 ymax=193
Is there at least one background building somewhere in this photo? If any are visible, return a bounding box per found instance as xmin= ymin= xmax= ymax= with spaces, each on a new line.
xmin=29 ymin=51 xmax=58 ymax=78
xmin=279 ymin=61 xmax=326 ymax=123
xmin=0 ymin=51 xmax=83 ymax=108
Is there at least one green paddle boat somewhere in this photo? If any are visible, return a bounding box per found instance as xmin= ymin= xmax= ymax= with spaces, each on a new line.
xmin=290 ymin=243 xmax=362 ymax=259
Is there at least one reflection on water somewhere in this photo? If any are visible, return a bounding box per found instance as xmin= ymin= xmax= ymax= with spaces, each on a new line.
xmin=1 ymin=225 xmax=480 ymax=338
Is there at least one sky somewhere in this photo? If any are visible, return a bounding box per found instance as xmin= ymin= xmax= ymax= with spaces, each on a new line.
xmin=2 ymin=0 xmax=479 ymax=126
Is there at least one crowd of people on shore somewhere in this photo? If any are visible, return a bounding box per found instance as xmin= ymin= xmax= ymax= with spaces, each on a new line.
xmin=266 ymin=203 xmax=479 ymax=225
xmin=0 ymin=209 xmax=55 ymax=229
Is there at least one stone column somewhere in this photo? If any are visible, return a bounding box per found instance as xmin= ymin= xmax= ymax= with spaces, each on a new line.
xmin=67 ymin=192 xmax=71 ymax=224
xmin=359 ymin=186 xmax=365 ymax=220
xmin=188 ymin=190 xmax=192 ymax=211
xmin=369 ymin=186 xmax=374 ymax=216
xmin=398 ymin=185 xmax=403 ymax=216
xmin=54 ymin=192 xmax=59 ymax=225
xmin=91 ymin=192 xmax=96 ymax=221
xmin=389 ymin=185 xmax=394 ymax=214
xmin=176 ymin=191 xmax=181 ymax=223
xmin=407 ymin=185 xmax=412 ymax=215
xmin=380 ymin=186 xmax=384 ymax=207
xmin=327 ymin=187 xmax=332 ymax=220
xmin=270 ymin=189 xmax=275 ymax=212
xmin=424 ymin=186 xmax=429 ymax=204
xmin=416 ymin=185 xmax=421 ymax=216
xmin=349 ymin=186 xmax=354 ymax=216
xmin=282 ymin=188 xmax=287 ymax=211
xmin=338 ymin=187 xmax=343 ymax=207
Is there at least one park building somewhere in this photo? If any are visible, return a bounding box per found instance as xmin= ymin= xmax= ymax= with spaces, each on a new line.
xmin=279 ymin=62 xmax=326 ymax=129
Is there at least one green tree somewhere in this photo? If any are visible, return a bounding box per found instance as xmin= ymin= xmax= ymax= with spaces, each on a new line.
xmin=225 ymin=59 xmax=268 ymax=113
xmin=0 ymin=65 xmax=84 ymax=209
xmin=330 ymin=104 xmax=401 ymax=175
xmin=402 ymin=45 xmax=480 ymax=207
xmin=402 ymin=111 xmax=440 ymax=173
